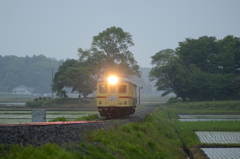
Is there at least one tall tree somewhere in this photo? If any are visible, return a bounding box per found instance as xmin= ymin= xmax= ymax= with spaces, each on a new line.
xmin=78 ymin=26 xmax=141 ymax=78
xmin=150 ymin=36 xmax=240 ymax=101
xmin=149 ymin=49 xmax=193 ymax=97
xmin=52 ymin=59 xmax=96 ymax=98
xmin=176 ymin=36 xmax=219 ymax=73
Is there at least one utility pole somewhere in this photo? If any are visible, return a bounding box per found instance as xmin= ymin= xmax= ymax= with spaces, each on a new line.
xmin=139 ymin=87 xmax=143 ymax=105
xmin=52 ymin=68 xmax=53 ymax=99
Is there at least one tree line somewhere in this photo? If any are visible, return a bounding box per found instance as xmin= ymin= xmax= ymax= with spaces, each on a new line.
xmin=149 ymin=35 xmax=240 ymax=101
xmin=0 ymin=55 xmax=63 ymax=93
xmin=7 ymin=27 xmax=236 ymax=101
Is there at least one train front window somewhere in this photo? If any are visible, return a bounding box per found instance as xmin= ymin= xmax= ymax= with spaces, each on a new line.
xmin=99 ymin=85 xmax=107 ymax=93
xmin=118 ymin=85 xmax=127 ymax=93
xmin=110 ymin=86 xmax=116 ymax=93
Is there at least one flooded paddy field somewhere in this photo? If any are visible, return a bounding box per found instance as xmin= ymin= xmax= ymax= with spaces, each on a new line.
xmin=194 ymin=131 xmax=240 ymax=158
xmin=178 ymin=114 xmax=240 ymax=158
xmin=0 ymin=110 xmax=98 ymax=124
xmin=179 ymin=114 xmax=240 ymax=121
xmin=201 ymin=148 xmax=240 ymax=159
xmin=195 ymin=131 xmax=240 ymax=144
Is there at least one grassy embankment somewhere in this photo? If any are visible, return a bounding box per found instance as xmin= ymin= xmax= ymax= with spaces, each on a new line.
xmin=1 ymin=101 xmax=240 ymax=158
xmin=0 ymin=106 xmax=187 ymax=159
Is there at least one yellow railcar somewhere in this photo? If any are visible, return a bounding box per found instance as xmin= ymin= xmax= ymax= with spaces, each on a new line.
xmin=97 ymin=76 xmax=137 ymax=118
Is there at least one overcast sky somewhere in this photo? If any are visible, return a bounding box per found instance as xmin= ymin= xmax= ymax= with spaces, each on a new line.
xmin=0 ymin=0 xmax=240 ymax=68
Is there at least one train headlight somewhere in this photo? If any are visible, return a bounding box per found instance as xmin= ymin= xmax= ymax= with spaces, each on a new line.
xmin=108 ymin=76 xmax=118 ymax=84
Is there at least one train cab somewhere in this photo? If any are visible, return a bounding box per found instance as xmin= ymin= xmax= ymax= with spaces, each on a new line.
xmin=97 ymin=76 xmax=137 ymax=118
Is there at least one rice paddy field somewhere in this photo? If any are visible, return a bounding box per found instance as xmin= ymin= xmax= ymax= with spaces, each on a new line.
xmin=169 ymin=101 xmax=240 ymax=159
xmin=179 ymin=114 xmax=240 ymax=121
xmin=201 ymin=148 xmax=240 ymax=159
xmin=196 ymin=131 xmax=240 ymax=158
xmin=0 ymin=102 xmax=151 ymax=124
xmin=0 ymin=93 xmax=171 ymax=124
xmin=0 ymin=110 xmax=98 ymax=124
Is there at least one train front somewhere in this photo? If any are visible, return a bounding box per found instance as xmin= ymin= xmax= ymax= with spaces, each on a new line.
xmin=97 ymin=76 xmax=137 ymax=119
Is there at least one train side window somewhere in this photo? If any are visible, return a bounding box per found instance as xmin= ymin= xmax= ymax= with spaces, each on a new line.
xmin=110 ymin=86 xmax=116 ymax=93
xmin=99 ymin=85 xmax=107 ymax=93
xmin=118 ymin=85 xmax=127 ymax=93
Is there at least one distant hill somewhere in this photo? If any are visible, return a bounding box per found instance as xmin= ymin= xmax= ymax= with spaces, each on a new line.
xmin=0 ymin=55 xmax=63 ymax=94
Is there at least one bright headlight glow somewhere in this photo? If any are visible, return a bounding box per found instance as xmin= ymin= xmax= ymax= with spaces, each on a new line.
xmin=108 ymin=76 xmax=118 ymax=84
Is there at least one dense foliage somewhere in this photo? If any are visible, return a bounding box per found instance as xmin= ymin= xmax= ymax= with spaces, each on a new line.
xmin=150 ymin=35 xmax=240 ymax=101
xmin=78 ymin=26 xmax=141 ymax=78
xmin=52 ymin=59 xmax=96 ymax=98
xmin=0 ymin=55 xmax=62 ymax=93
xmin=52 ymin=27 xmax=142 ymax=97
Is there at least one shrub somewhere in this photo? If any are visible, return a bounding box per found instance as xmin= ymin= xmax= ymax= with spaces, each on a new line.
xmin=75 ymin=114 xmax=99 ymax=121
xmin=177 ymin=97 xmax=183 ymax=102
xmin=167 ymin=97 xmax=177 ymax=104
xmin=26 ymin=101 xmax=44 ymax=107
xmin=185 ymin=97 xmax=190 ymax=102
xmin=48 ymin=117 xmax=67 ymax=122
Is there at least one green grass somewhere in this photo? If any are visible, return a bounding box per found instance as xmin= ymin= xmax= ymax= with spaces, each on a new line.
xmin=0 ymin=93 xmax=36 ymax=102
xmin=166 ymin=101 xmax=240 ymax=115
xmin=2 ymin=101 xmax=240 ymax=159
xmin=84 ymin=108 xmax=186 ymax=159
xmin=0 ymin=143 xmax=81 ymax=159
xmin=47 ymin=114 xmax=99 ymax=122
xmin=48 ymin=117 xmax=67 ymax=122
xmin=74 ymin=114 xmax=99 ymax=121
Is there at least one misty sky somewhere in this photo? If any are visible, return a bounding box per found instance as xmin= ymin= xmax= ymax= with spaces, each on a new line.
xmin=0 ymin=0 xmax=240 ymax=68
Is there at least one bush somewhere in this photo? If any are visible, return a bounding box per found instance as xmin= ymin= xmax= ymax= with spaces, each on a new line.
xmin=177 ymin=97 xmax=183 ymax=102
xmin=48 ymin=117 xmax=67 ymax=122
xmin=26 ymin=101 xmax=44 ymax=107
xmin=75 ymin=114 xmax=99 ymax=121
xmin=167 ymin=97 xmax=177 ymax=104
xmin=185 ymin=97 xmax=190 ymax=102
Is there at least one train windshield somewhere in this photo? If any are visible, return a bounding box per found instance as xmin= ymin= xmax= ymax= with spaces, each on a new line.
xmin=118 ymin=85 xmax=127 ymax=93
xmin=99 ymin=84 xmax=107 ymax=93
xmin=110 ymin=86 xmax=116 ymax=93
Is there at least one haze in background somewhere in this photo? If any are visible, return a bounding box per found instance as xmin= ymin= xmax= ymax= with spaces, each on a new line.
xmin=0 ymin=0 xmax=239 ymax=68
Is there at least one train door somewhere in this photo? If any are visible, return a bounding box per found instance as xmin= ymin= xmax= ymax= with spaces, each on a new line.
xmin=97 ymin=83 xmax=108 ymax=106
xmin=118 ymin=83 xmax=128 ymax=106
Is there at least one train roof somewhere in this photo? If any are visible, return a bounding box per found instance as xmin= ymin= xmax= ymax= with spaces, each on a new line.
xmin=97 ymin=78 xmax=137 ymax=86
